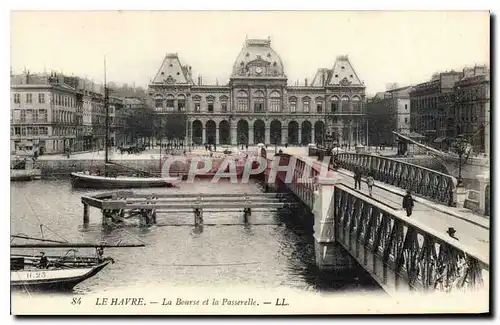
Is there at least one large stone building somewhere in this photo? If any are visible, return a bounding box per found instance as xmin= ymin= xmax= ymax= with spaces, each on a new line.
xmin=409 ymin=65 xmax=489 ymax=154
xmin=453 ymin=67 xmax=490 ymax=154
xmin=10 ymin=72 xmax=125 ymax=154
xmin=147 ymin=38 xmax=366 ymax=147
xmin=11 ymin=73 xmax=78 ymax=154
xmin=410 ymin=71 xmax=463 ymax=142
xmin=366 ymin=85 xmax=413 ymax=146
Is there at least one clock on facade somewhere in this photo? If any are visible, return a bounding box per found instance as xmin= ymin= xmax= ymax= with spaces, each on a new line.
xmin=255 ymin=66 xmax=263 ymax=74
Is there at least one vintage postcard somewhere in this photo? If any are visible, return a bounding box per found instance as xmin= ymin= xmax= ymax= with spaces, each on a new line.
xmin=9 ymin=10 xmax=490 ymax=315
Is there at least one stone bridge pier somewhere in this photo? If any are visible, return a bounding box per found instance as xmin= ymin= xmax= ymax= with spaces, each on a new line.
xmin=311 ymin=175 xmax=360 ymax=270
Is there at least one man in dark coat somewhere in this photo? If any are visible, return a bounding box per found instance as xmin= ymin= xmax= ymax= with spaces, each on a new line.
xmin=354 ymin=167 xmax=362 ymax=190
xmin=402 ymin=190 xmax=414 ymax=217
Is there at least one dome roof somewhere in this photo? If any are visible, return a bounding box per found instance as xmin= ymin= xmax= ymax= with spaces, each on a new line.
xmin=231 ymin=38 xmax=285 ymax=77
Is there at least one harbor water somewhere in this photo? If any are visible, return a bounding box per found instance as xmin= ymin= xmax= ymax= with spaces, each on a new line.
xmin=11 ymin=178 xmax=381 ymax=295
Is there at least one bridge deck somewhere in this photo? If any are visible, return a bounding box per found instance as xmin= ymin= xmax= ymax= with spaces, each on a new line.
xmin=294 ymin=153 xmax=490 ymax=260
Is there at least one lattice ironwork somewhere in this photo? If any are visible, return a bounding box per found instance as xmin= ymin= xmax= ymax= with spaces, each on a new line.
xmin=336 ymin=153 xmax=457 ymax=206
xmin=333 ymin=185 xmax=487 ymax=293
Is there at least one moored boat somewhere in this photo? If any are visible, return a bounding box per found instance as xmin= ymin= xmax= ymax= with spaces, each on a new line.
xmin=10 ymin=234 xmax=145 ymax=292
xmin=70 ymin=171 xmax=179 ymax=189
xmin=11 ymin=156 xmax=41 ymax=181
xmin=11 ymin=255 xmax=113 ymax=291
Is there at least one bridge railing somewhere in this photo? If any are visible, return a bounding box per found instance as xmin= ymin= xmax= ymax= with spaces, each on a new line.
xmin=336 ymin=153 xmax=457 ymax=207
xmin=266 ymin=153 xmax=334 ymax=210
xmin=332 ymin=184 xmax=488 ymax=293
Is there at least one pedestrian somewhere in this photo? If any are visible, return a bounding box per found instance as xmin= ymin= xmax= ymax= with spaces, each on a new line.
xmin=402 ymin=190 xmax=414 ymax=217
xmin=447 ymin=227 xmax=459 ymax=241
xmin=38 ymin=252 xmax=48 ymax=269
xmin=366 ymin=172 xmax=374 ymax=197
xmin=354 ymin=167 xmax=362 ymax=190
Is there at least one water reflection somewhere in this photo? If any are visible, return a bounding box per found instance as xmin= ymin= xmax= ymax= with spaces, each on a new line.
xmin=11 ymin=178 xmax=381 ymax=295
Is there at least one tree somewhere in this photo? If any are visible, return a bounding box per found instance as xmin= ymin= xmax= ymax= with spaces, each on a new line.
xmin=124 ymin=107 xmax=154 ymax=144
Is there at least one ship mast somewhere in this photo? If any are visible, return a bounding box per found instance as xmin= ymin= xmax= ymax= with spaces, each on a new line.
xmin=104 ymin=56 xmax=109 ymax=171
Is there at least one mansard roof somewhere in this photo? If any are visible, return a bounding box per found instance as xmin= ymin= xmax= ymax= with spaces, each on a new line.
xmin=231 ymin=38 xmax=285 ymax=78
xmin=151 ymin=53 xmax=193 ymax=85
xmin=327 ymin=55 xmax=364 ymax=87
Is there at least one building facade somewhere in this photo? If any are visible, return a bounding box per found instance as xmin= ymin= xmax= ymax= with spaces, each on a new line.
xmin=410 ymin=71 xmax=463 ymax=142
xmin=409 ymin=65 xmax=489 ymax=154
xmin=147 ymin=38 xmax=366 ymax=147
xmin=11 ymin=72 xmax=126 ymax=154
xmin=108 ymin=95 xmax=125 ymax=147
xmin=11 ymin=73 xmax=78 ymax=154
xmin=453 ymin=69 xmax=490 ymax=154
xmin=366 ymin=86 xmax=412 ymax=146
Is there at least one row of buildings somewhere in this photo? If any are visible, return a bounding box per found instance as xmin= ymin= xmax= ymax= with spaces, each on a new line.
xmin=11 ymin=36 xmax=490 ymax=156
xmin=10 ymin=72 xmax=148 ymax=154
xmin=145 ymin=38 xmax=367 ymax=148
xmin=366 ymin=65 xmax=490 ymax=155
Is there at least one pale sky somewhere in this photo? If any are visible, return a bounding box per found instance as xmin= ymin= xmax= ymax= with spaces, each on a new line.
xmin=10 ymin=11 xmax=490 ymax=95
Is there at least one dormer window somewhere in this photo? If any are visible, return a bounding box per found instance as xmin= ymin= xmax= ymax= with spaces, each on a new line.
xmin=177 ymin=72 xmax=180 ymax=75
xmin=245 ymin=53 xmax=250 ymax=57
xmin=350 ymin=75 xmax=353 ymax=78
xmin=169 ymin=64 xmax=173 ymax=67
xmin=335 ymin=74 xmax=339 ymax=78
xmin=267 ymin=53 xmax=271 ymax=58
xmin=341 ymin=66 xmax=345 ymax=69
xmin=273 ymin=62 xmax=277 ymax=66
xmin=161 ymin=72 xmax=164 ymax=75
xmin=240 ymin=61 xmax=244 ymax=66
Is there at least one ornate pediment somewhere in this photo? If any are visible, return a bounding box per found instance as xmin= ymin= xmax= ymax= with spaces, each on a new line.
xmin=339 ymin=77 xmax=352 ymax=86
xmin=165 ymin=76 xmax=175 ymax=84
xmin=247 ymin=58 xmax=271 ymax=67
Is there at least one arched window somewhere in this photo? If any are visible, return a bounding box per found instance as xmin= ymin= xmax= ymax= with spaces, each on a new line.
xmin=154 ymin=94 xmax=164 ymax=110
xmin=351 ymin=95 xmax=361 ymax=112
xmin=166 ymin=94 xmax=175 ymax=111
xmin=220 ymin=96 xmax=228 ymax=112
xmin=237 ymin=91 xmax=248 ymax=112
xmin=253 ymin=90 xmax=264 ymax=112
xmin=207 ymin=96 xmax=215 ymax=113
xmin=289 ymin=97 xmax=297 ymax=113
xmin=270 ymin=91 xmax=281 ymax=112
xmin=315 ymin=96 xmax=323 ymax=113
xmin=177 ymin=94 xmax=186 ymax=111
xmin=330 ymin=96 xmax=339 ymax=112
xmin=340 ymin=95 xmax=349 ymax=112
xmin=302 ymin=96 xmax=311 ymax=113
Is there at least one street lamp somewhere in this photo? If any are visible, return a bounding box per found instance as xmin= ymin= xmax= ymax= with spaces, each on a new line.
xmin=325 ymin=131 xmax=334 ymax=156
xmin=456 ymin=134 xmax=468 ymax=187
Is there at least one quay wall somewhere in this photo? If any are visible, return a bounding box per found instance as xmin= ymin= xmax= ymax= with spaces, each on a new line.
xmin=35 ymin=159 xmax=164 ymax=177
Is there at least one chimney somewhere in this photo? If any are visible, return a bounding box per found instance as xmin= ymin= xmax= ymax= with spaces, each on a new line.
xmin=305 ymin=78 xmax=308 ymax=87
xmin=200 ymin=76 xmax=203 ymax=85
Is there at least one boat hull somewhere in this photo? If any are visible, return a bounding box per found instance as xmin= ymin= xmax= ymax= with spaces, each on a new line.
xmin=11 ymin=260 xmax=112 ymax=292
xmin=70 ymin=172 xmax=177 ymax=189
xmin=10 ymin=169 xmax=42 ymax=182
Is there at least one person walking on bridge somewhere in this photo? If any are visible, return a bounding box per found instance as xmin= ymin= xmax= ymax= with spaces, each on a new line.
xmin=354 ymin=167 xmax=362 ymax=190
xmin=402 ymin=190 xmax=414 ymax=217
xmin=366 ymin=172 xmax=375 ymax=197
